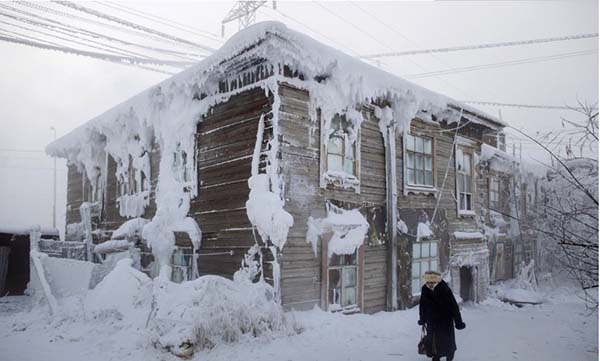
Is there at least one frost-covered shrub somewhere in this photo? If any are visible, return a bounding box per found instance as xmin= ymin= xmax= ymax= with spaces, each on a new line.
xmin=150 ymin=275 xmax=293 ymax=357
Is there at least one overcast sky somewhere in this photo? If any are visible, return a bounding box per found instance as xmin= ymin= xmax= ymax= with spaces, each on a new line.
xmin=0 ymin=0 xmax=597 ymax=235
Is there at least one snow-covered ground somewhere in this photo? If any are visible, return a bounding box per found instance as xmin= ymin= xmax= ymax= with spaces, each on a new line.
xmin=0 ymin=285 xmax=596 ymax=361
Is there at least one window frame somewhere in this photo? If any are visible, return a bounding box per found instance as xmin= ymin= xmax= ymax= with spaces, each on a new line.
xmin=411 ymin=240 xmax=440 ymax=296
xmin=405 ymin=133 xmax=434 ymax=188
xmin=320 ymin=112 xmax=362 ymax=192
xmin=327 ymin=253 xmax=359 ymax=310
xmin=455 ymin=141 xmax=476 ymax=216
xmin=403 ymin=128 xmax=438 ymax=196
xmin=489 ymin=175 xmax=500 ymax=211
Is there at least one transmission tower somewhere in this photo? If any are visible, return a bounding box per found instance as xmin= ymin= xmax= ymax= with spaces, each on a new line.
xmin=221 ymin=1 xmax=271 ymax=37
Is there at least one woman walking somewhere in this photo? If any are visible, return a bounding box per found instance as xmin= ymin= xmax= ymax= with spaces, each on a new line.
xmin=418 ymin=271 xmax=466 ymax=361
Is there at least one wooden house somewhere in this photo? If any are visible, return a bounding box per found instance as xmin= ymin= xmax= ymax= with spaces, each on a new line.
xmin=47 ymin=22 xmax=509 ymax=313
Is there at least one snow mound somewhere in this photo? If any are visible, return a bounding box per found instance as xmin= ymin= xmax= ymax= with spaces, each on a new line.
xmin=150 ymin=276 xmax=292 ymax=357
xmin=85 ymin=258 xmax=152 ymax=322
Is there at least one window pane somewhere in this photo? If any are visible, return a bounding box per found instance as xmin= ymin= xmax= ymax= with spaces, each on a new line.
xmin=421 ymin=260 xmax=429 ymax=274
xmin=328 ymin=154 xmax=343 ymax=172
xmin=416 ymin=136 xmax=424 ymax=153
xmin=343 ymin=267 xmax=357 ymax=288
xmin=416 ymin=154 xmax=423 ymax=171
xmin=424 ymin=138 xmax=432 ymax=154
xmin=460 ymin=193 xmax=466 ymax=210
xmin=407 ymin=169 xmax=415 ymax=184
xmin=344 ymin=158 xmax=355 ymax=175
xmin=412 ymin=279 xmax=421 ymax=295
xmin=425 ymin=171 xmax=433 ymax=186
xmin=424 ymin=156 xmax=432 ymax=170
xmin=406 ymin=134 xmax=414 ymax=151
xmin=412 ymin=262 xmax=420 ymax=277
xmin=466 ymin=194 xmax=472 ymax=210
xmin=464 ymin=154 xmax=471 ymax=173
xmin=465 ymin=175 xmax=472 ymax=191
xmin=431 ymin=242 xmax=438 ymax=257
xmin=458 ymin=174 xmax=465 ymax=192
xmin=431 ymin=260 xmax=438 ymax=272
xmin=407 ymin=152 xmax=414 ymax=168
xmin=329 ymin=136 xmax=343 ymax=155
xmin=456 ymin=148 xmax=464 ymax=170
xmin=343 ymin=287 xmax=356 ymax=306
xmin=416 ymin=170 xmax=424 ymax=185
xmin=422 ymin=243 xmax=430 ymax=258
xmin=412 ymin=244 xmax=421 ymax=259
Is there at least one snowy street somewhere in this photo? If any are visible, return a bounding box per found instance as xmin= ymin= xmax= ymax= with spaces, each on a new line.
xmin=0 ymin=286 xmax=597 ymax=361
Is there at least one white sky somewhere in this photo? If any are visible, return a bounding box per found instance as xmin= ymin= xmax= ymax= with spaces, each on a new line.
xmin=0 ymin=0 xmax=597 ymax=234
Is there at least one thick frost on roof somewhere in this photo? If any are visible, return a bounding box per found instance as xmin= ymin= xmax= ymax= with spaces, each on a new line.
xmin=46 ymin=21 xmax=504 ymax=157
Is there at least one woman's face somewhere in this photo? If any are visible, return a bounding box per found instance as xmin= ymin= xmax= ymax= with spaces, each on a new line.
xmin=425 ymin=281 xmax=438 ymax=290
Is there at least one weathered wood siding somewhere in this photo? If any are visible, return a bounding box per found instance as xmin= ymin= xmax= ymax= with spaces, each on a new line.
xmin=278 ymin=83 xmax=388 ymax=313
xmin=191 ymin=87 xmax=273 ymax=279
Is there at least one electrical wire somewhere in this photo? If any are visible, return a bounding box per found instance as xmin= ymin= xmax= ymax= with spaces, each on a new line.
xmin=460 ymin=101 xmax=599 ymax=111
xmin=404 ymin=49 xmax=597 ymax=79
xmin=360 ymin=32 xmax=599 ymax=59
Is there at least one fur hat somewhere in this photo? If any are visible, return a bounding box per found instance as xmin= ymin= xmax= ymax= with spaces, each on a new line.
xmin=423 ymin=271 xmax=442 ymax=283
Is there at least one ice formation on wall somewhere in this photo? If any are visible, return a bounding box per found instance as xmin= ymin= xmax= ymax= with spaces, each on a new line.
xmin=306 ymin=204 xmax=369 ymax=258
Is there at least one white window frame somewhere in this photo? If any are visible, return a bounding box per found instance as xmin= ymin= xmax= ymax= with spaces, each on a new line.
xmin=320 ymin=112 xmax=361 ymax=192
xmin=455 ymin=138 xmax=476 ymax=216
xmin=411 ymin=240 xmax=439 ymax=296
xmin=405 ymin=133 xmax=434 ymax=187
xmin=489 ymin=176 xmax=500 ymax=211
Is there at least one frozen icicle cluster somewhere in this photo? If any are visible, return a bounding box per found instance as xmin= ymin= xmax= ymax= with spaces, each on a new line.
xmin=306 ymin=204 xmax=369 ymax=258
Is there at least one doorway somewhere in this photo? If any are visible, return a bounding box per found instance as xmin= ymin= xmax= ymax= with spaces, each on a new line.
xmin=459 ymin=266 xmax=474 ymax=302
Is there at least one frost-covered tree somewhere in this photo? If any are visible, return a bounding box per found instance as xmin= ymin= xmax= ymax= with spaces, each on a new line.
xmin=524 ymin=103 xmax=598 ymax=308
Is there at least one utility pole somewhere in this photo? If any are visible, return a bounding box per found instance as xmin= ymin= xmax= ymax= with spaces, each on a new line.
xmin=50 ymin=126 xmax=57 ymax=230
xmin=221 ymin=1 xmax=269 ymax=37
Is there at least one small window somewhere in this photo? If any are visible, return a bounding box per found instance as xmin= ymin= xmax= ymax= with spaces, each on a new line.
xmin=171 ymin=247 xmax=194 ymax=283
xmin=328 ymin=251 xmax=358 ymax=309
xmin=457 ymin=148 xmax=474 ymax=212
xmin=405 ymin=134 xmax=434 ymax=187
xmin=411 ymin=240 xmax=439 ymax=295
xmin=326 ymin=114 xmax=358 ymax=177
xmin=489 ymin=176 xmax=499 ymax=211
xmin=172 ymin=143 xmax=191 ymax=183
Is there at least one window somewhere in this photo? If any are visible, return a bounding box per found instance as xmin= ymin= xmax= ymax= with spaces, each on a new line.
xmin=457 ymin=148 xmax=474 ymax=212
xmin=328 ymin=252 xmax=358 ymax=310
xmin=172 ymin=143 xmax=192 ymax=183
xmin=406 ymin=134 xmax=434 ymax=187
xmin=411 ymin=240 xmax=439 ymax=295
xmin=326 ymin=114 xmax=358 ymax=177
xmin=171 ymin=247 xmax=194 ymax=283
xmin=489 ymin=176 xmax=499 ymax=211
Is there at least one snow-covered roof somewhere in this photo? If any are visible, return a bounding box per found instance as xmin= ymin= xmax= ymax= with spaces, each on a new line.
xmin=46 ymin=21 xmax=505 ymax=158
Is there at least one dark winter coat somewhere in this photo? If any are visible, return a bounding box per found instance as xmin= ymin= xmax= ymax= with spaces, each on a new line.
xmin=418 ymin=280 xmax=465 ymax=358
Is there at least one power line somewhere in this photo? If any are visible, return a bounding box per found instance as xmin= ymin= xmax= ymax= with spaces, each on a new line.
xmin=0 ymin=148 xmax=45 ymax=153
xmin=0 ymin=34 xmax=181 ymax=74
xmin=97 ymin=1 xmax=222 ymax=43
xmin=461 ymin=101 xmax=599 ymax=111
xmin=346 ymin=1 xmax=482 ymax=101
xmin=404 ymin=49 xmax=597 ymax=79
xmin=0 ymin=18 xmax=161 ymax=60
xmin=1 ymin=4 xmax=202 ymax=61
xmin=14 ymin=1 xmax=204 ymax=59
xmin=54 ymin=1 xmax=216 ymax=52
xmin=360 ymin=32 xmax=599 ymax=59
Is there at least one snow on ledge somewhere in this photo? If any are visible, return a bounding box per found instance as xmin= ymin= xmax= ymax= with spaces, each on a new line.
xmin=453 ymin=231 xmax=485 ymax=240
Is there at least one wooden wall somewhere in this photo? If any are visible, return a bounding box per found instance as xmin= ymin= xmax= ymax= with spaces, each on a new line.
xmin=278 ymin=83 xmax=389 ymax=313
xmin=191 ymin=87 xmax=273 ymax=279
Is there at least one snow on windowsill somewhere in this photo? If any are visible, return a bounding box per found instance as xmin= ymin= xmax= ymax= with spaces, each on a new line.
xmin=453 ymin=231 xmax=485 ymax=240
xmin=323 ymin=171 xmax=360 ymax=192
xmin=404 ymin=184 xmax=438 ymax=196
xmin=458 ymin=210 xmax=476 ymax=217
